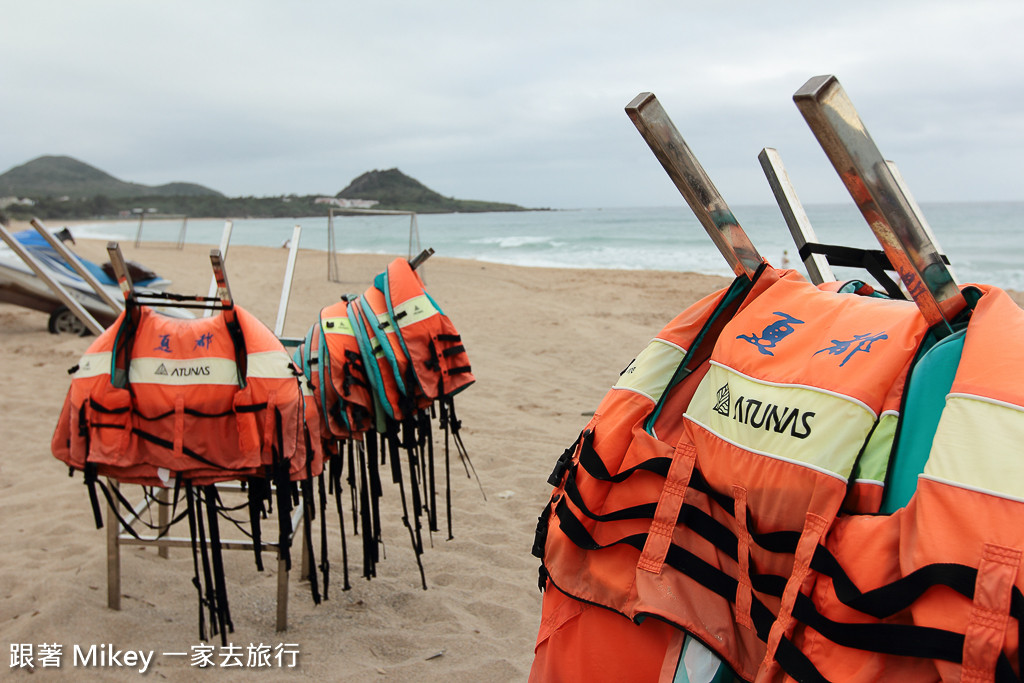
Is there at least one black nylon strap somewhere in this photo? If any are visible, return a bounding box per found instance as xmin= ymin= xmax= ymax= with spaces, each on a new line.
xmin=131 ymin=427 xmax=233 ymax=472
xmin=793 ymin=590 xmax=960 ymax=661
xmin=555 ymin=471 xmax=1024 ymax=681
xmin=87 ymin=399 xmax=130 ymax=415
xmin=796 ymin=243 xmax=905 ymax=299
xmin=192 ymin=485 xmax=220 ymax=639
xmin=224 ymin=315 xmax=248 ymax=389
xmin=356 ymin=441 xmax=375 ymax=580
xmin=773 ymin=636 xmax=830 ymax=683
xmin=562 ymin=460 xmax=758 ymax=571
xmin=134 ymin=404 xmax=258 ymax=420
xmin=331 ymin=443 xmax=352 ymax=591
xmin=441 ymin=398 xmax=454 ymax=540
xmin=184 ymin=485 xmax=207 ymax=641
xmin=84 ymin=464 xmax=104 ymax=529
xmin=247 ymin=476 xmax=268 ymax=571
xmin=91 ymin=480 xmax=190 ymax=540
xmin=300 ymin=477 xmax=321 ymax=605
xmin=571 ymin=432 xmax=801 ymax=557
xmin=203 ymin=485 xmax=233 ymax=644
xmin=546 ymin=432 xmax=582 ymax=486
xmin=575 ymin=430 xmax=672 ymax=483
xmin=562 ymin=468 xmax=657 ymax=522
xmin=317 ymin=471 xmax=331 ymax=598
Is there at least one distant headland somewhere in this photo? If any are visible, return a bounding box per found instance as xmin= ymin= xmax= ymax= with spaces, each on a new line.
xmin=0 ymin=156 xmax=537 ymax=221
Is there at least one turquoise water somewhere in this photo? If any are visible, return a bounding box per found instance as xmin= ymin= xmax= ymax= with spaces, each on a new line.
xmin=74 ymin=202 xmax=1024 ymax=290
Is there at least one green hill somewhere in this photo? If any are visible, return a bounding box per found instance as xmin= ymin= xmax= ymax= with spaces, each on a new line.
xmin=338 ymin=168 xmax=526 ymax=213
xmin=0 ymin=158 xmax=533 ymax=221
xmin=0 ymin=155 xmax=222 ymax=199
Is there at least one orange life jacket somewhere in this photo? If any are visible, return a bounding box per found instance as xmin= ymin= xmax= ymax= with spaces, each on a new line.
xmin=349 ymin=293 xmax=409 ymax=422
xmin=290 ymin=341 xmax=325 ymax=480
xmin=356 ymin=284 xmax=434 ymax=418
xmin=532 ymin=267 xmax=966 ymax=681
xmin=52 ymin=301 xmax=327 ymax=632
xmin=779 ymin=285 xmax=1024 ymax=682
xmin=300 ymin=259 xmax=478 ymax=588
xmin=377 ymin=258 xmax=475 ymax=400
xmin=52 ymin=304 xmax=305 ymax=485
xmin=318 ymin=299 xmax=375 ymax=436
xmin=294 ymin=329 xmax=337 ymax=449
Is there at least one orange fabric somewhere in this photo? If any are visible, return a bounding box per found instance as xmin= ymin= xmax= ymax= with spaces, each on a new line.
xmin=382 ymin=258 xmax=475 ymax=400
xmin=351 ymin=292 xmax=411 ymax=421
xmin=840 ymin=480 xmax=884 ymax=516
xmin=530 ymin=583 xmax=682 ymax=683
xmin=52 ymin=305 xmax=305 ymax=485
xmin=292 ymin=342 xmax=325 ymax=480
xmin=305 ymin=319 xmax=354 ymax=441
xmin=534 ymin=269 xmax=944 ymax=680
xmin=538 ymin=269 xmax=793 ymax=678
xmin=778 ymin=288 xmax=1024 ymax=681
xmin=708 ymin=276 xmax=924 ymax=412
xmin=319 ymin=300 xmax=374 ymax=436
xmin=363 ymin=285 xmax=429 ymax=407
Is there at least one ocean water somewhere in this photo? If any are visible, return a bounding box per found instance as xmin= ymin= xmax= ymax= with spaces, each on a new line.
xmin=73 ymin=202 xmax=1024 ymax=291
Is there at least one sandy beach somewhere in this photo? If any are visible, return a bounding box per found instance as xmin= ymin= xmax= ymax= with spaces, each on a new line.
xmin=0 ymin=224 xmax=733 ymax=680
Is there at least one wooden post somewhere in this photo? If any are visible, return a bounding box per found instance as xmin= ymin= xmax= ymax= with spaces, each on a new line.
xmin=106 ymin=480 xmax=121 ymax=610
xmin=276 ymin=556 xmax=289 ymax=631
xmin=176 ymin=216 xmax=188 ymax=250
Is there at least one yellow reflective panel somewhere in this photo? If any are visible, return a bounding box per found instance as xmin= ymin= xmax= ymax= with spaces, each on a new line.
xmin=612 ymin=339 xmax=687 ymax=402
xmin=925 ymin=394 xmax=1024 ymax=501
xmin=686 ymin=362 xmax=876 ymax=480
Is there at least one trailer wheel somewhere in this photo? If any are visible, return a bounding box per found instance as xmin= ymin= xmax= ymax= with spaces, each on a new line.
xmin=48 ymin=307 xmax=92 ymax=336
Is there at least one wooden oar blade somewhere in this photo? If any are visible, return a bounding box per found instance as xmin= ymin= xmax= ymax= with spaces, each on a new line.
xmin=792 ymin=75 xmax=965 ymax=328
xmin=106 ymin=242 xmax=135 ymax=303
xmin=626 ymin=92 xmax=764 ymax=279
xmin=209 ymin=249 xmax=234 ymax=309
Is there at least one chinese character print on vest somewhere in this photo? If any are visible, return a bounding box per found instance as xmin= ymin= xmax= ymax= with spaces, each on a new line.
xmin=533 ymin=266 xmax=1024 ymax=682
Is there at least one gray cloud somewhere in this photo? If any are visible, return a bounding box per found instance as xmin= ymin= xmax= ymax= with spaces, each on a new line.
xmin=3 ymin=0 xmax=1022 ymax=207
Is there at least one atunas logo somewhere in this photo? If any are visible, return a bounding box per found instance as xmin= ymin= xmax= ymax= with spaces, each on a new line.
xmin=155 ymin=363 xmax=211 ymax=378
xmin=714 ymin=383 xmax=815 ymax=439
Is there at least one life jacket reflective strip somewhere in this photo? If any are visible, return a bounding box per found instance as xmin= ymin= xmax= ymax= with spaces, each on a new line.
xmin=319 ymin=300 xmax=374 ymax=435
xmin=378 ymin=258 xmax=475 ymax=400
xmin=53 ymin=305 xmax=304 ymax=484
xmin=534 ymin=268 xmax=934 ymax=680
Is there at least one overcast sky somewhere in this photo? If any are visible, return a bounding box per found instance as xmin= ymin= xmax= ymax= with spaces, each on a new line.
xmin=4 ymin=1 xmax=1022 ymax=209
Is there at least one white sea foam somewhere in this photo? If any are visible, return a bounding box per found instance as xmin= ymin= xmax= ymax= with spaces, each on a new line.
xmin=69 ymin=204 xmax=1024 ymax=290
xmin=469 ymin=235 xmax=561 ymax=249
